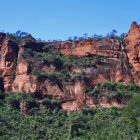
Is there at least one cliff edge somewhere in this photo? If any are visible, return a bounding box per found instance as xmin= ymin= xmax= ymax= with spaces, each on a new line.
xmin=0 ymin=22 xmax=139 ymax=112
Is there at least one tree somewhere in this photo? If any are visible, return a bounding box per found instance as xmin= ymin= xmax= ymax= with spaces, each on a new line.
xmin=68 ymin=36 xmax=72 ymax=40
xmin=73 ymin=36 xmax=78 ymax=41
xmin=83 ymin=33 xmax=88 ymax=39
xmin=110 ymin=29 xmax=117 ymax=38
xmin=91 ymin=34 xmax=98 ymax=38
xmin=15 ymin=30 xmax=22 ymax=37
xmin=14 ymin=30 xmax=29 ymax=37
xmin=20 ymin=31 xmax=29 ymax=37
xmin=125 ymin=95 xmax=140 ymax=119
xmin=78 ymin=37 xmax=84 ymax=40
xmin=112 ymin=29 xmax=117 ymax=34
xmin=120 ymin=33 xmax=126 ymax=39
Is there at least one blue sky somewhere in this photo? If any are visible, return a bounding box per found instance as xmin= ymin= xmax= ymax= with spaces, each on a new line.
xmin=0 ymin=0 xmax=140 ymax=41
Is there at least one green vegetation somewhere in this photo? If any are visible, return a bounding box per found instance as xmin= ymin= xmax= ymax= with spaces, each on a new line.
xmin=23 ymin=47 xmax=107 ymax=84
xmin=42 ymin=98 xmax=62 ymax=109
xmin=32 ymin=69 xmax=86 ymax=84
xmin=6 ymin=32 xmax=39 ymax=46
xmin=24 ymin=46 xmax=106 ymax=69
xmin=87 ymin=81 xmax=140 ymax=98
xmin=6 ymin=34 xmax=23 ymax=44
xmin=5 ymin=92 xmax=38 ymax=110
xmin=0 ymin=30 xmax=138 ymax=139
xmin=23 ymin=47 xmax=106 ymax=84
xmin=32 ymin=69 xmax=71 ymax=84
xmin=12 ymin=58 xmax=18 ymax=79
xmin=0 ymin=88 xmax=140 ymax=139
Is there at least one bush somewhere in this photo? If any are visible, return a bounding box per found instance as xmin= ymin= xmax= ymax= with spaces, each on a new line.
xmin=5 ymin=92 xmax=20 ymax=110
xmin=51 ymin=99 xmax=61 ymax=106
xmin=25 ymin=98 xmax=38 ymax=109
xmin=125 ymin=95 xmax=140 ymax=119
xmin=87 ymin=88 xmax=100 ymax=97
xmin=87 ymin=82 xmax=140 ymax=98
xmin=31 ymin=51 xmax=106 ymax=70
xmin=0 ymin=91 xmax=5 ymax=100
xmin=42 ymin=98 xmax=51 ymax=106
xmin=25 ymin=48 xmax=35 ymax=57
xmin=32 ymin=69 xmax=47 ymax=78
xmin=0 ymin=89 xmax=140 ymax=139
xmin=32 ymin=69 xmax=71 ymax=84
xmin=42 ymin=98 xmax=61 ymax=110
xmin=74 ymin=72 xmax=86 ymax=81
xmin=5 ymin=92 xmax=38 ymax=110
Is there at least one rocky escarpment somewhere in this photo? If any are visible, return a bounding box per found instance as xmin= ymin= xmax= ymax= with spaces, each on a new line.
xmin=0 ymin=34 xmax=18 ymax=91
xmin=125 ymin=22 xmax=140 ymax=85
xmin=0 ymin=22 xmax=139 ymax=112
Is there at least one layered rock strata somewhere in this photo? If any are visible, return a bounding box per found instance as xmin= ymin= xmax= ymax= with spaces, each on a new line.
xmin=0 ymin=22 xmax=139 ymax=111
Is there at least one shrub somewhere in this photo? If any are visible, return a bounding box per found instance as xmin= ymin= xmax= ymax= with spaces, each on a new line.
xmin=87 ymin=82 xmax=140 ymax=98
xmin=5 ymin=92 xmax=38 ymax=110
xmin=25 ymin=98 xmax=38 ymax=109
xmin=71 ymin=71 xmax=86 ymax=81
xmin=51 ymin=99 xmax=61 ymax=106
xmin=32 ymin=69 xmax=47 ymax=78
xmin=42 ymin=98 xmax=61 ymax=110
xmin=0 ymin=91 xmax=5 ymax=100
xmin=0 ymin=88 xmax=140 ymax=139
xmin=87 ymin=88 xmax=100 ymax=97
xmin=42 ymin=98 xmax=51 ymax=106
xmin=125 ymin=95 xmax=140 ymax=119
xmin=24 ymin=48 xmax=35 ymax=56
xmin=43 ymin=45 xmax=54 ymax=52
xmin=6 ymin=34 xmax=22 ymax=44
xmin=32 ymin=69 xmax=71 ymax=84
xmin=5 ymin=92 xmax=20 ymax=110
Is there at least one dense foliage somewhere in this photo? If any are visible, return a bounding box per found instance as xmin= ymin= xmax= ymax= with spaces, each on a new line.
xmin=0 ymin=82 xmax=140 ymax=140
xmin=23 ymin=47 xmax=106 ymax=84
xmin=0 ymin=30 xmax=139 ymax=139
xmin=25 ymin=47 xmax=104 ymax=69
xmin=87 ymin=81 xmax=140 ymax=98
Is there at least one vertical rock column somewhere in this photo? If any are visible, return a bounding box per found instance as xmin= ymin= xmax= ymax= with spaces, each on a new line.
xmin=125 ymin=22 xmax=140 ymax=85
xmin=0 ymin=39 xmax=18 ymax=91
xmin=12 ymin=46 xmax=37 ymax=92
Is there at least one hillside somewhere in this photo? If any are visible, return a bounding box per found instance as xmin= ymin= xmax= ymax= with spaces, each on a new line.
xmin=0 ymin=22 xmax=140 ymax=112
xmin=0 ymin=22 xmax=140 ymax=139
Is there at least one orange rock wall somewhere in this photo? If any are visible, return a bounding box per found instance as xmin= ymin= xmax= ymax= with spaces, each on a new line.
xmin=125 ymin=22 xmax=140 ymax=85
xmin=0 ymin=22 xmax=140 ymax=112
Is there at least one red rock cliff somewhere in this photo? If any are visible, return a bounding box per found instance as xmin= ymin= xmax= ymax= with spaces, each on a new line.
xmin=0 ymin=22 xmax=139 ymax=112
xmin=125 ymin=21 xmax=140 ymax=85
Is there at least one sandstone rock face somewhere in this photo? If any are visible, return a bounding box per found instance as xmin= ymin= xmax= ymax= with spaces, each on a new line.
xmin=59 ymin=38 xmax=121 ymax=57
xmin=0 ymin=36 xmax=18 ymax=91
xmin=47 ymin=38 xmax=134 ymax=85
xmin=60 ymin=39 xmax=133 ymax=85
xmin=12 ymin=46 xmax=37 ymax=93
xmin=125 ymin=22 xmax=140 ymax=85
xmin=62 ymin=81 xmax=86 ymax=112
xmin=0 ymin=22 xmax=139 ymax=111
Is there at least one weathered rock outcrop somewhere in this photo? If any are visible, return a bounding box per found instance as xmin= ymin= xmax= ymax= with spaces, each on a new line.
xmin=0 ymin=22 xmax=140 ymax=112
xmin=0 ymin=36 xmax=18 ymax=91
xmin=125 ymin=21 xmax=140 ymax=85
xmin=12 ymin=46 xmax=37 ymax=92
